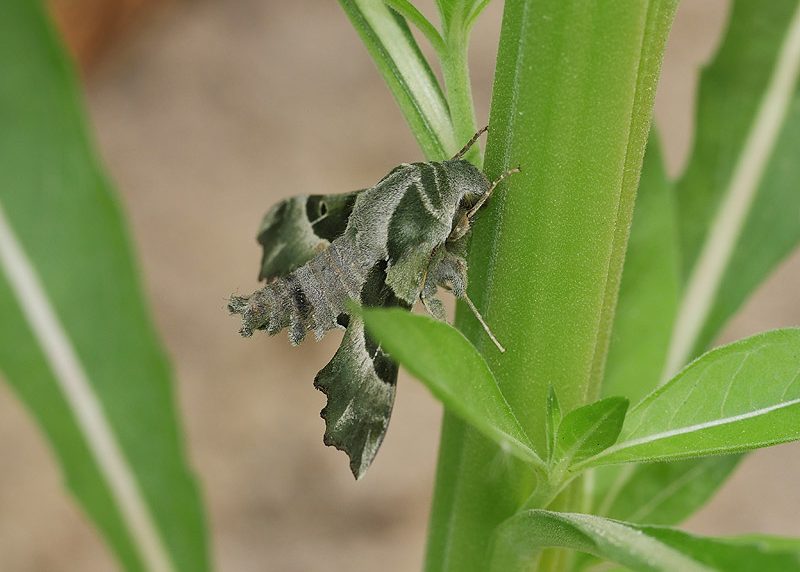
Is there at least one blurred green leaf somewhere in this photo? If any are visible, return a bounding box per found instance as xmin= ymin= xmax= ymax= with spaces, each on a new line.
xmin=0 ymin=2 xmax=209 ymax=571
xmin=596 ymin=136 xmax=728 ymax=532
xmin=582 ymin=329 xmax=800 ymax=468
xmin=339 ymin=0 xmax=457 ymax=159
xmin=729 ymin=536 xmax=800 ymax=552
xmin=666 ymin=0 xmax=800 ymax=374
xmin=592 ymin=456 xmax=741 ymax=525
xmin=490 ymin=510 xmax=800 ymax=572
xmin=361 ymin=308 xmax=543 ymax=468
xmin=554 ymin=397 xmax=628 ymax=469
xmin=603 ymin=134 xmax=679 ymax=403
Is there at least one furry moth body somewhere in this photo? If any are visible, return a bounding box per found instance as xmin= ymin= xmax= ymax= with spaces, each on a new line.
xmin=229 ymin=129 xmax=510 ymax=478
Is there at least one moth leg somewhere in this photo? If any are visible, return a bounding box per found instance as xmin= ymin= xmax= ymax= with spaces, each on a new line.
xmin=430 ymin=250 xmax=468 ymax=298
xmin=418 ymin=247 xmax=466 ymax=322
xmin=420 ymin=292 xmax=447 ymax=321
xmin=419 ymin=247 xmax=448 ymax=321
xmin=429 ymin=250 xmax=506 ymax=353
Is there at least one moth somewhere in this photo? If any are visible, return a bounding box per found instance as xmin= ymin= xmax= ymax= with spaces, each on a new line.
xmin=229 ymin=127 xmax=518 ymax=478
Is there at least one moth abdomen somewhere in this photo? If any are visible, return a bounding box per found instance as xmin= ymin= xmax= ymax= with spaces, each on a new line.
xmin=229 ymin=238 xmax=371 ymax=343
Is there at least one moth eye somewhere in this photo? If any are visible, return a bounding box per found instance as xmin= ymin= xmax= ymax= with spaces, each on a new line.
xmin=318 ymin=201 xmax=328 ymax=217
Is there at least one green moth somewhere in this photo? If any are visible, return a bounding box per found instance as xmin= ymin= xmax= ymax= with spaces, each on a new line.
xmin=229 ymin=127 xmax=517 ymax=478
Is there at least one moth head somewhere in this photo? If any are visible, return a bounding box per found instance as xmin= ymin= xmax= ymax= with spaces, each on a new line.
xmin=444 ymin=159 xmax=491 ymax=205
xmin=443 ymin=159 xmax=490 ymax=242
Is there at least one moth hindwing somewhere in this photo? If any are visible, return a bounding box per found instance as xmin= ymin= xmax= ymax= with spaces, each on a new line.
xmin=229 ymin=149 xmax=497 ymax=479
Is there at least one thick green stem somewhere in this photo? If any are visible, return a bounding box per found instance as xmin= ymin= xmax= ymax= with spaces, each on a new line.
xmin=424 ymin=1 xmax=677 ymax=571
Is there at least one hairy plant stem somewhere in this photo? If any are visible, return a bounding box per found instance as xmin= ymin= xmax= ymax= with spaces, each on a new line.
xmin=425 ymin=2 xmax=678 ymax=570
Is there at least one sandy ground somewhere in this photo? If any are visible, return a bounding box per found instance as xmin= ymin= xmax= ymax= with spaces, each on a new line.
xmin=1 ymin=1 xmax=799 ymax=570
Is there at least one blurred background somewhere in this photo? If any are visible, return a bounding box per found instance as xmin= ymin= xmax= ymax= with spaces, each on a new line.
xmin=1 ymin=0 xmax=798 ymax=570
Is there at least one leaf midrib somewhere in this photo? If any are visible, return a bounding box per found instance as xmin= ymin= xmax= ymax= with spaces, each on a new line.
xmin=580 ymin=396 xmax=800 ymax=468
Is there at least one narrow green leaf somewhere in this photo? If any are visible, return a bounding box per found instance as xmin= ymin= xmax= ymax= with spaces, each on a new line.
xmin=603 ymin=134 xmax=680 ymax=403
xmin=554 ymin=397 xmax=628 ymax=469
xmin=665 ymin=0 xmax=800 ymax=374
xmin=384 ymin=0 xmax=446 ymax=54
xmin=490 ymin=510 xmax=800 ymax=572
xmin=465 ymin=0 xmax=492 ymax=29
xmin=729 ymin=536 xmax=800 ymax=552
xmin=592 ymin=456 xmax=741 ymax=525
xmin=361 ymin=308 xmax=543 ymax=468
xmin=339 ymin=0 xmax=457 ymax=160
xmin=434 ymin=0 xmax=491 ymax=34
xmin=583 ymin=329 xmax=800 ymax=468
xmin=0 ymin=3 xmax=209 ymax=571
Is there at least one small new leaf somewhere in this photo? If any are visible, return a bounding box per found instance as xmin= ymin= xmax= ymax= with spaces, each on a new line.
xmin=545 ymin=385 xmax=561 ymax=462
xmin=553 ymin=397 xmax=628 ymax=469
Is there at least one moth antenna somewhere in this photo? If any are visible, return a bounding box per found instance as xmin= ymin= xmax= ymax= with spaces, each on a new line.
xmin=461 ymin=293 xmax=506 ymax=353
xmin=467 ymin=166 xmax=521 ymax=219
xmin=451 ymin=125 xmax=489 ymax=161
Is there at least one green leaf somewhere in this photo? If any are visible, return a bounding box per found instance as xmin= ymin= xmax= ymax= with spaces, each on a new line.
xmin=434 ymin=0 xmax=492 ymax=34
xmin=592 ymin=456 xmax=741 ymax=525
xmin=665 ymin=0 xmax=800 ymax=374
xmin=597 ymin=137 xmax=732 ymax=532
xmin=490 ymin=510 xmax=800 ymax=572
xmin=0 ymin=3 xmax=209 ymax=571
xmin=361 ymin=308 xmax=543 ymax=468
xmin=554 ymin=397 xmax=628 ymax=469
xmin=582 ymin=329 xmax=800 ymax=468
xmin=603 ymin=133 xmax=680 ymax=403
xmin=384 ymin=0 xmax=446 ymax=54
xmin=729 ymin=536 xmax=800 ymax=552
xmin=339 ymin=0 xmax=457 ymax=160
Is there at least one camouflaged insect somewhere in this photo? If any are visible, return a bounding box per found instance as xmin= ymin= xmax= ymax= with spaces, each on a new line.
xmin=229 ymin=128 xmax=514 ymax=479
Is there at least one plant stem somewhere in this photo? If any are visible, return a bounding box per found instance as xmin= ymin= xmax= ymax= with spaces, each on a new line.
xmin=440 ymin=29 xmax=481 ymax=164
xmin=424 ymin=1 xmax=678 ymax=570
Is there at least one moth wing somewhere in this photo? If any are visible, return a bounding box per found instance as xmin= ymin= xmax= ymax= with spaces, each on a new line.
xmin=314 ymin=316 xmax=398 ymax=479
xmin=257 ymin=190 xmax=361 ymax=280
xmin=384 ymin=186 xmax=453 ymax=303
xmin=314 ymin=261 xmax=410 ymax=479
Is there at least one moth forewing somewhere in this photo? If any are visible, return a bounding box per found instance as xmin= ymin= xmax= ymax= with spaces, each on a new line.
xmin=256 ymin=191 xmax=361 ymax=281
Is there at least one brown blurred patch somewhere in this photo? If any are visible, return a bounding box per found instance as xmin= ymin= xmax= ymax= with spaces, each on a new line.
xmin=48 ymin=0 xmax=162 ymax=71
